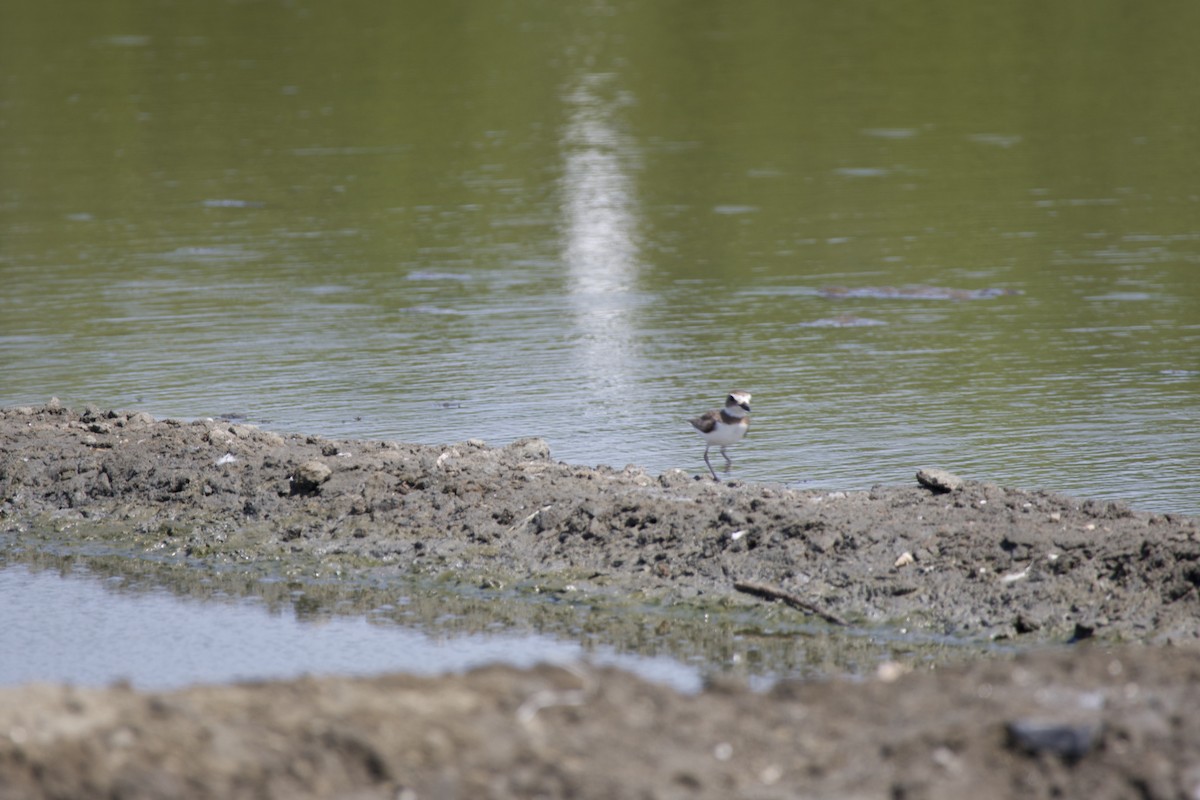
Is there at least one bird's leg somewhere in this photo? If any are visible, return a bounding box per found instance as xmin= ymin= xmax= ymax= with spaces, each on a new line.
xmin=720 ymin=446 xmax=733 ymax=470
xmin=703 ymin=446 xmax=719 ymax=481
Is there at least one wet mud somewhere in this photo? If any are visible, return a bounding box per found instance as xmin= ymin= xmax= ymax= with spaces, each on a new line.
xmin=1 ymin=402 xmax=1198 ymax=799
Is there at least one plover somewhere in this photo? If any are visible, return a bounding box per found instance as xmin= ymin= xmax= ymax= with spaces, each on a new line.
xmin=689 ymin=390 xmax=751 ymax=481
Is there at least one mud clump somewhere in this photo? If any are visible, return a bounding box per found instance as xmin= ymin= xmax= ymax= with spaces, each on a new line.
xmin=1 ymin=402 xmax=1199 ymax=799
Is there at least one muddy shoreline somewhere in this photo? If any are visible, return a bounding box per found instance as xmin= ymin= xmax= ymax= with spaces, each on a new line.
xmin=2 ymin=402 xmax=1199 ymax=798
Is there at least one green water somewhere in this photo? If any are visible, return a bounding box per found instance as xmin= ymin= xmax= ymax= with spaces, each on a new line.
xmin=3 ymin=0 xmax=1198 ymax=513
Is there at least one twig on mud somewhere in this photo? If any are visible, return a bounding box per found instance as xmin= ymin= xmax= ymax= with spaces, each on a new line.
xmin=507 ymin=504 xmax=552 ymax=533
xmin=734 ymin=581 xmax=849 ymax=627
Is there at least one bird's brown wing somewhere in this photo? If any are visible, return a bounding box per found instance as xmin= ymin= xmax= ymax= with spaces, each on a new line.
xmin=689 ymin=410 xmax=720 ymax=434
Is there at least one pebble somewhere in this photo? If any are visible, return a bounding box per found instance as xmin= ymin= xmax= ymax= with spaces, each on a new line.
xmin=1007 ymin=718 xmax=1099 ymax=762
xmin=292 ymin=460 xmax=333 ymax=492
xmin=875 ymin=661 xmax=909 ymax=682
xmin=258 ymin=431 xmax=286 ymax=447
xmin=207 ymin=428 xmax=234 ymax=445
xmin=658 ymin=469 xmax=692 ymax=488
xmin=916 ymin=468 xmax=964 ymax=493
xmin=505 ymin=437 xmax=552 ymax=461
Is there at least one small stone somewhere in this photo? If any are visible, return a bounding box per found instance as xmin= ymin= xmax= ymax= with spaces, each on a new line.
xmin=875 ymin=661 xmax=909 ymax=682
xmin=759 ymin=764 xmax=783 ymax=785
xmin=1015 ymin=612 xmax=1043 ymax=633
xmin=894 ymin=551 xmax=915 ymax=567
xmin=658 ymin=469 xmax=692 ymax=488
xmin=292 ymin=460 xmax=333 ymax=494
xmin=207 ymin=428 xmax=234 ymax=444
xmin=809 ymin=530 xmax=840 ymax=554
xmin=1000 ymin=567 xmax=1029 ymax=584
xmin=916 ymin=468 xmax=963 ymax=493
xmin=1007 ymin=719 xmax=1100 ymax=763
xmin=506 ymin=437 xmax=551 ymax=461
xmin=1069 ymin=620 xmax=1101 ymax=643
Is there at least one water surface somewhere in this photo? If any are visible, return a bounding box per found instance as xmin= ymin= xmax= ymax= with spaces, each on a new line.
xmin=2 ymin=1 xmax=1197 ymax=514
xmin=0 ymin=563 xmax=701 ymax=691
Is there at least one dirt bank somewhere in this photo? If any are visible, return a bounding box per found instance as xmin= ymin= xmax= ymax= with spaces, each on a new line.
xmin=2 ymin=402 xmax=1197 ymax=642
xmin=2 ymin=645 xmax=1199 ymax=799
xmin=2 ymin=401 xmax=1199 ymax=799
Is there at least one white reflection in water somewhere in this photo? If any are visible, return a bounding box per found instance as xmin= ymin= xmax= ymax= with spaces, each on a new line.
xmin=560 ymin=68 xmax=642 ymax=404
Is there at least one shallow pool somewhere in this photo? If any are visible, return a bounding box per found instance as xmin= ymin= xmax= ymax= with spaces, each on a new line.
xmin=0 ymin=564 xmax=701 ymax=692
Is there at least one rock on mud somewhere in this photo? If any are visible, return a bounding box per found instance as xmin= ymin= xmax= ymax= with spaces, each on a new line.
xmin=291 ymin=460 xmax=333 ymax=494
xmin=916 ymin=467 xmax=964 ymax=493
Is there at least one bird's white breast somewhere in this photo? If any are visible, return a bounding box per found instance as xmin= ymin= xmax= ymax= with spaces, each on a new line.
xmin=699 ymin=418 xmax=749 ymax=446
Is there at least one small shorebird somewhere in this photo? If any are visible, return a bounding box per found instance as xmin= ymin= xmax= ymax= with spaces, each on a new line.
xmin=689 ymin=390 xmax=751 ymax=481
